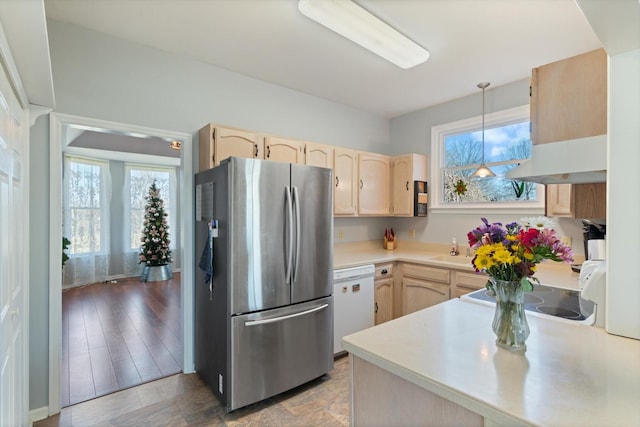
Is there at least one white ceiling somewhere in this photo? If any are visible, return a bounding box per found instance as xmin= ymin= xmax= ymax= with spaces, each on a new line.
xmin=43 ymin=0 xmax=603 ymax=118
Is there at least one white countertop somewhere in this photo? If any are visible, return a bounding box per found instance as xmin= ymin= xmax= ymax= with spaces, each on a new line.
xmin=342 ymin=298 xmax=640 ymax=426
xmin=334 ymin=240 xmax=582 ymax=290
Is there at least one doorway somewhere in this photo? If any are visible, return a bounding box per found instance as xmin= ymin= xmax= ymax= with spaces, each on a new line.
xmin=48 ymin=113 xmax=194 ymax=414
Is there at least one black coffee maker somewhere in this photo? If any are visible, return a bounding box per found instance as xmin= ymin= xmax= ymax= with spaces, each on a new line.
xmin=582 ymin=219 xmax=606 ymax=260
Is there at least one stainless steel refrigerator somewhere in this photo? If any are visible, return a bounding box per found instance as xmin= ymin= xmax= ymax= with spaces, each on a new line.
xmin=194 ymin=157 xmax=334 ymax=411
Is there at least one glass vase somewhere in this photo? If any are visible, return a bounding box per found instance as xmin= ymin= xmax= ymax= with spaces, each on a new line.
xmin=489 ymin=278 xmax=530 ymax=352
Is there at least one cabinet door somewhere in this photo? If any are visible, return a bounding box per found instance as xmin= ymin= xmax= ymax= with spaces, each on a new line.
xmin=546 ymin=184 xmax=573 ymax=217
xmin=334 ymin=148 xmax=358 ymax=215
xmin=264 ymin=136 xmax=304 ymax=164
xmin=358 ymin=152 xmax=391 ymax=216
xmin=199 ymin=124 xmax=262 ymax=171
xmin=574 ymin=183 xmax=606 ymax=219
xmin=392 ymin=155 xmax=412 ymax=216
xmin=453 ymin=271 xmax=488 ymax=298
xmin=531 ymin=48 xmax=607 ymax=145
xmin=546 ymin=183 xmax=606 ymax=219
xmin=305 ymin=142 xmax=334 ymax=169
xmin=375 ymin=278 xmax=394 ymax=325
xmin=402 ymin=278 xmax=450 ymax=315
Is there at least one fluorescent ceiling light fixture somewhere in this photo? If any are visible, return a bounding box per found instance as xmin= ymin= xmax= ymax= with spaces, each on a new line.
xmin=298 ymin=0 xmax=429 ymax=69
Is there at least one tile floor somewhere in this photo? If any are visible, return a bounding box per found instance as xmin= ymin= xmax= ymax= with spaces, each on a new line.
xmin=34 ymin=354 xmax=350 ymax=426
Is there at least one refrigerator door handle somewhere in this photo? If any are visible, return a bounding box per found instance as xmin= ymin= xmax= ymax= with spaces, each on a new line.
xmin=292 ymin=186 xmax=301 ymax=283
xmin=244 ymin=304 xmax=329 ymax=327
xmin=285 ymin=186 xmax=294 ymax=283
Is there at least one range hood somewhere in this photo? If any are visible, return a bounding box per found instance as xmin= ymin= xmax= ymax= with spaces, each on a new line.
xmin=506 ymin=135 xmax=607 ymax=184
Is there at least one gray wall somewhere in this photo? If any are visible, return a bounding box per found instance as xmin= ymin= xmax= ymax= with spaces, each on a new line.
xmin=386 ymin=79 xmax=585 ymax=250
xmin=29 ymin=115 xmax=50 ymax=408
xmin=29 ymin=20 xmax=391 ymax=409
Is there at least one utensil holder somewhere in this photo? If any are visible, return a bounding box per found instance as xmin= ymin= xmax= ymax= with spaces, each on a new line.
xmin=384 ymin=237 xmax=396 ymax=250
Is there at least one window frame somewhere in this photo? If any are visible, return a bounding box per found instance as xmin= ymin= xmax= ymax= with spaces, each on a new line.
xmin=429 ymin=105 xmax=545 ymax=214
xmin=63 ymin=155 xmax=111 ymax=256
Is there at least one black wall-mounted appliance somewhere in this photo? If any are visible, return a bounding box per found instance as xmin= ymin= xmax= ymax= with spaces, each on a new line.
xmin=414 ymin=181 xmax=428 ymax=217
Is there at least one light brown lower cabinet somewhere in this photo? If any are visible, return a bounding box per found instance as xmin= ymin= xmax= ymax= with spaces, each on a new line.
xmin=401 ymin=264 xmax=450 ymax=315
xmin=453 ymin=271 xmax=489 ymax=298
xmin=374 ymin=277 xmax=394 ymax=325
xmin=374 ymin=263 xmax=394 ymax=325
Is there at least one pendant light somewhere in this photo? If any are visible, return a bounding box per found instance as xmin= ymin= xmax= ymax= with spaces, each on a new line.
xmin=472 ymin=82 xmax=496 ymax=178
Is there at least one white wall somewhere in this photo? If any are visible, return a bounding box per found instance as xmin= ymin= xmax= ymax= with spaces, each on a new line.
xmin=607 ymin=49 xmax=640 ymax=339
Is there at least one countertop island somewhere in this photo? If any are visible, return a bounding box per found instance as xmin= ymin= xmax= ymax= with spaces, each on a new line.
xmin=342 ymin=298 xmax=640 ymax=426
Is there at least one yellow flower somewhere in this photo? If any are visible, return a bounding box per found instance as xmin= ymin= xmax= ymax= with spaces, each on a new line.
xmin=475 ymin=245 xmax=494 ymax=257
xmin=474 ymin=253 xmax=494 ymax=270
xmin=493 ymin=248 xmax=514 ymax=264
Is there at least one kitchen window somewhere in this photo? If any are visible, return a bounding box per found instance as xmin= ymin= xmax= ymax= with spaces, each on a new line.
xmin=430 ymin=105 xmax=544 ymax=213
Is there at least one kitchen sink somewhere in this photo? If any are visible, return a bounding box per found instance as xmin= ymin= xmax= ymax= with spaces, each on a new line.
xmin=428 ymin=255 xmax=473 ymax=265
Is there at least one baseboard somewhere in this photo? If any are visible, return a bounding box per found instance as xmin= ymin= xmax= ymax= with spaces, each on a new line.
xmin=29 ymin=406 xmax=49 ymax=424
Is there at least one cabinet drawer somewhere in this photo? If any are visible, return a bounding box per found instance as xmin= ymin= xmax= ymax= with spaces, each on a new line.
xmin=375 ymin=263 xmax=394 ymax=279
xmin=402 ymin=263 xmax=449 ymax=284
xmin=455 ymin=272 xmax=488 ymax=289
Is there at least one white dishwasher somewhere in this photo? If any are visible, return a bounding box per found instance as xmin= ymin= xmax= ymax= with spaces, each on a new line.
xmin=333 ymin=264 xmax=375 ymax=355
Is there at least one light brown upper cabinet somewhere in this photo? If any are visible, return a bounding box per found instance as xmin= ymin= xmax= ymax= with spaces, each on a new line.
xmin=531 ymin=49 xmax=608 ymax=219
xmin=264 ymin=136 xmax=305 ymax=164
xmin=305 ymin=142 xmax=334 ymax=169
xmin=531 ymin=48 xmax=607 ymax=145
xmin=392 ymin=154 xmax=428 ymax=216
xmin=546 ymin=183 xmax=606 ymax=219
xmin=358 ymin=152 xmax=391 ymax=216
xmin=198 ymin=124 xmax=263 ymax=171
xmin=334 ymin=147 xmax=358 ymax=216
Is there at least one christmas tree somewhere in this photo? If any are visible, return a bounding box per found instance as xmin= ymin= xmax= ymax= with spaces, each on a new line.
xmin=139 ymin=180 xmax=172 ymax=266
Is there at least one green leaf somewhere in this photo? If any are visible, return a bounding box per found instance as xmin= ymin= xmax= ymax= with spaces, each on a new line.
xmin=520 ymin=277 xmax=534 ymax=292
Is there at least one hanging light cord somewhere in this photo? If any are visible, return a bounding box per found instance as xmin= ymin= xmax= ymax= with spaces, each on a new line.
xmin=479 ymin=82 xmax=489 ymax=164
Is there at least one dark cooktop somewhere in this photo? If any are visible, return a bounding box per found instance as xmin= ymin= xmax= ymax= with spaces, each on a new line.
xmin=465 ymin=284 xmax=595 ymax=321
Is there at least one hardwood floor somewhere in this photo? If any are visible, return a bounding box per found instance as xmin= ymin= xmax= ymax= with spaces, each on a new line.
xmin=34 ymin=355 xmax=350 ymax=427
xmin=61 ymin=274 xmax=182 ymax=407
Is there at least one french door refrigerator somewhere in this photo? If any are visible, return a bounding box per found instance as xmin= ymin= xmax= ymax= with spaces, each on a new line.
xmin=194 ymin=157 xmax=334 ymax=411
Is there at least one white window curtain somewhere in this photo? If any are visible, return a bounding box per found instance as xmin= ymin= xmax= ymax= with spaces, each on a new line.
xmin=122 ymin=164 xmax=177 ymax=276
xmin=63 ymin=155 xmax=111 ymax=287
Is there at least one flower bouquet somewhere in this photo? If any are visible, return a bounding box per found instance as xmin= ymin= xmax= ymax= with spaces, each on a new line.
xmin=467 ymin=216 xmax=574 ymax=351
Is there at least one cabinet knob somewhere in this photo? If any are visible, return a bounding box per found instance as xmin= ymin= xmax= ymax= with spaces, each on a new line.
xmin=381 ymin=269 xmax=388 ymax=275
xmin=254 ymin=144 xmax=259 ymax=157
xmin=335 ymin=176 xmax=339 ymax=187
xmin=375 ymin=302 xmax=378 ymax=313
xmin=266 ymin=146 xmax=271 ymax=158
xmin=359 ymin=179 xmax=363 ymax=189
xmin=406 ymin=181 xmax=409 ymax=191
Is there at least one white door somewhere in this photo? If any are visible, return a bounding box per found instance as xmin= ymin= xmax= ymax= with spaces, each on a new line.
xmin=0 ymin=51 xmax=29 ymax=426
